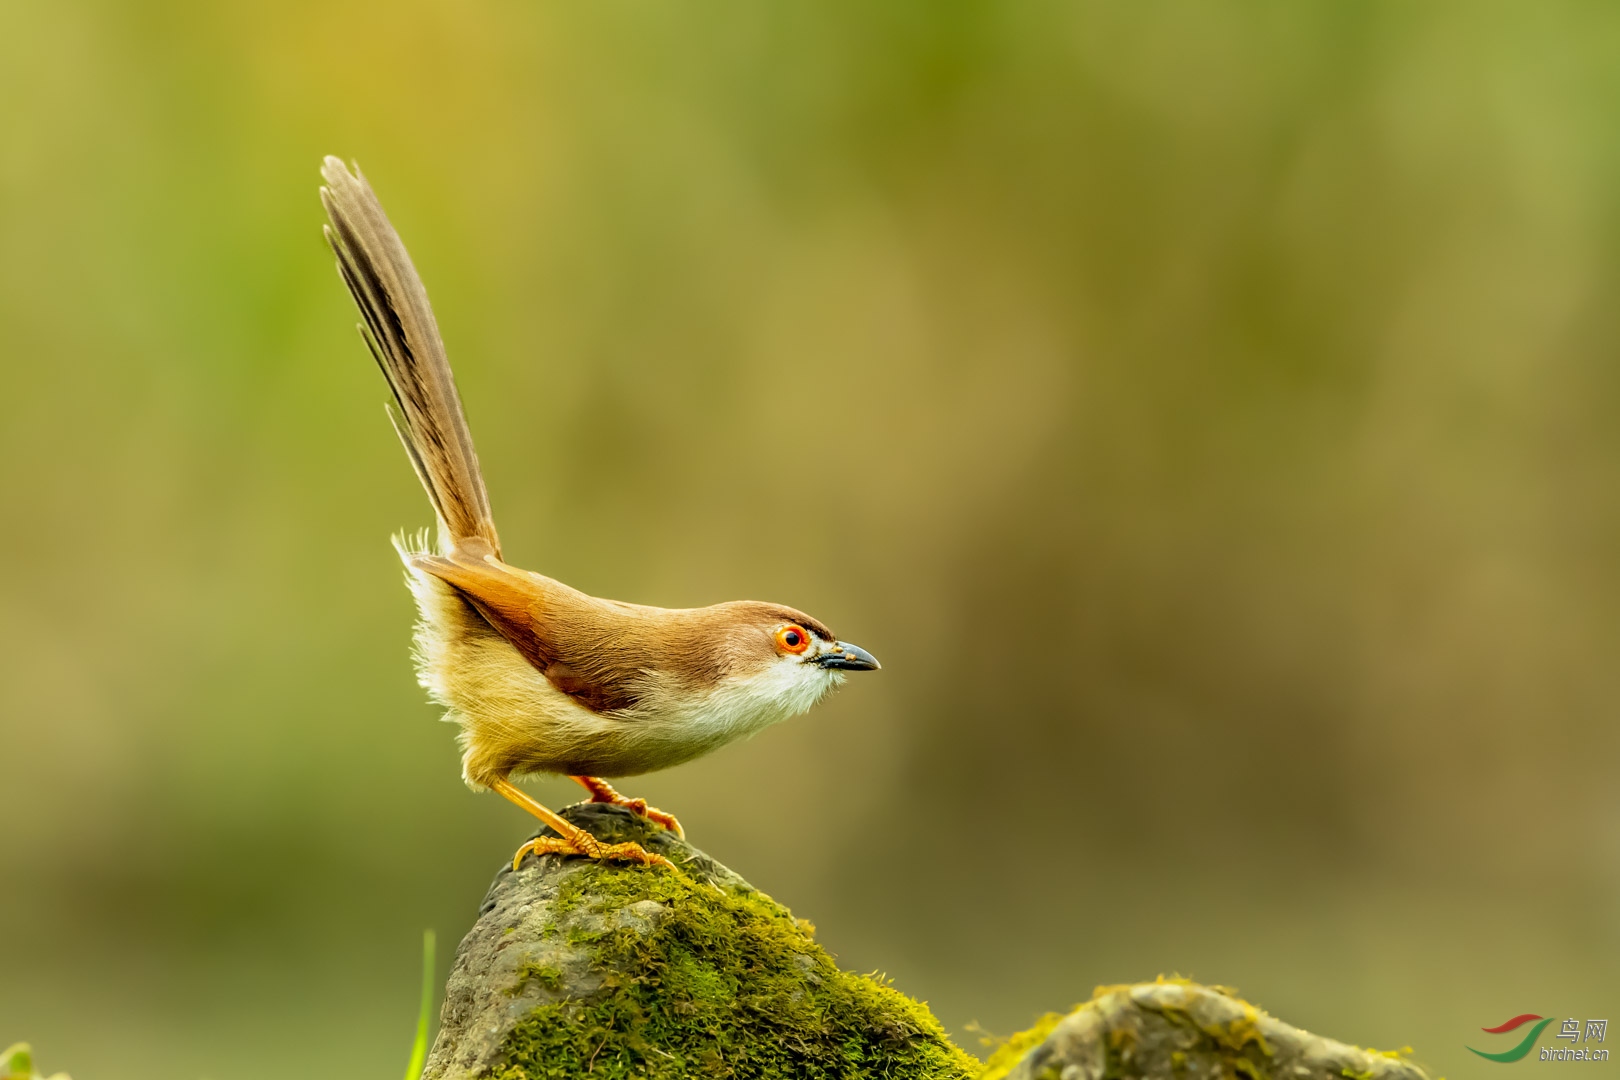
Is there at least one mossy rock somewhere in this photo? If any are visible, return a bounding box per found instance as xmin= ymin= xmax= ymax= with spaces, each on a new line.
xmin=980 ymin=979 xmax=1433 ymax=1080
xmin=426 ymin=807 xmax=1436 ymax=1080
xmin=425 ymin=803 xmax=978 ymax=1080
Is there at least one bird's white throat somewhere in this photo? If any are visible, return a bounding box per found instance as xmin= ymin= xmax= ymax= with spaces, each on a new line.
xmin=666 ymin=655 xmax=844 ymax=745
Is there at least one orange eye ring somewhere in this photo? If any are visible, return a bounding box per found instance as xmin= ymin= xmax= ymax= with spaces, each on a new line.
xmin=775 ymin=625 xmax=811 ymax=654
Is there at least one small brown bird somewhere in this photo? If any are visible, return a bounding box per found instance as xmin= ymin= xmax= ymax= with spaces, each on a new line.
xmin=319 ymin=157 xmax=879 ymax=872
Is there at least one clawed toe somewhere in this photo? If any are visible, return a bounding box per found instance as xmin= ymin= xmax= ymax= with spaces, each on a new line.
xmin=572 ymin=776 xmax=686 ymax=838
xmin=630 ymin=802 xmax=685 ymax=839
xmin=491 ymin=776 xmax=679 ymax=875
xmin=596 ymin=840 xmax=677 ymax=871
xmin=511 ymin=833 xmax=676 ymax=873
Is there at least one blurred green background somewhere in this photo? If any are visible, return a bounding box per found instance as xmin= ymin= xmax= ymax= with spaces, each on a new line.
xmin=3 ymin=2 xmax=1619 ymax=1077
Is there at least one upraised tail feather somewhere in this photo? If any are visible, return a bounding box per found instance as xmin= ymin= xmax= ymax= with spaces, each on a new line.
xmin=320 ymin=156 xmax=500 ymax=557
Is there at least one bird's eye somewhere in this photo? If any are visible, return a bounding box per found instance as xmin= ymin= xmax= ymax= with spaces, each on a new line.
xmin=775 ymin=625 xmax=810 ymax=654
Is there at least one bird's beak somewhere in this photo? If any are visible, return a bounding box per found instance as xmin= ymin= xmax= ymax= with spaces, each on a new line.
xmin=816 ymin=641 xmax=881 ymax=671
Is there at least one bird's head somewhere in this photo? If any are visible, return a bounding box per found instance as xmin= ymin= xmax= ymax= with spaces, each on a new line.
xmin=759 ymin=609 xmax=881 ymax=675
xmin=693 ymin=601 xmax=880 ymax=719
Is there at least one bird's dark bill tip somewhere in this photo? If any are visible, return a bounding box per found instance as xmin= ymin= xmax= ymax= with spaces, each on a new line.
xmin=817 ymin=641 xmax=880 ymax=671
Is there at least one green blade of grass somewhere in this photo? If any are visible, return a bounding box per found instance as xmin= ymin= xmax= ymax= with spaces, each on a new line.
xmin=402 ymin=929 xmax=436 ymax=1080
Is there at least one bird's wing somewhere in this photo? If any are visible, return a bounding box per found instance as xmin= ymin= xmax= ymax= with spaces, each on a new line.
xmin=409 ymin=552 xmax=649 ymax=714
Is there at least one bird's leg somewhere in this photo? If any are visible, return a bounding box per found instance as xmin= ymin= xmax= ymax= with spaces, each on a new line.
xmin=489 ymin=777 xmax=675 ymax=872
xmin=571 ymin=775 xmax=685 ymax=839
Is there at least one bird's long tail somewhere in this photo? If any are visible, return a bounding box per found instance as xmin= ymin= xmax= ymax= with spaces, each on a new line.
xmin=320 ymin=156 xmax=500 ymax=558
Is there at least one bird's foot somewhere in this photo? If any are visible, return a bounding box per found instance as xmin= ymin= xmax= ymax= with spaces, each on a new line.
xmin=511 ymin=827 xmax=676 ymax=873
xmin=572 ymin=775 xmax=685 ymax=839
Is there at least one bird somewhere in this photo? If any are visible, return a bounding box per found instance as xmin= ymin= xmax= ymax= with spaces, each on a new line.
xmin=318 ymin=157 xmax=880 ymax=873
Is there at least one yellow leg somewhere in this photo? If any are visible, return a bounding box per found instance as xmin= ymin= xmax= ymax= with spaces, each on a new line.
xmin=489 ymin=777 xmax=675 ymax=872
xmin=571 ymin=775 xmax=685 ymax=839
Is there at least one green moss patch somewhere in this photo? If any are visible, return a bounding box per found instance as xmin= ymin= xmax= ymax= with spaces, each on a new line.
xmin=491 ymin=867 xmax=977 ymax=1080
